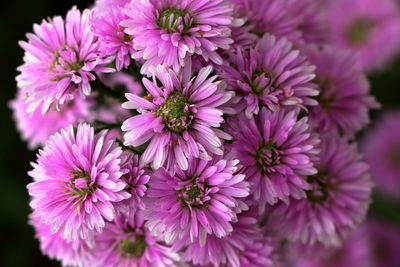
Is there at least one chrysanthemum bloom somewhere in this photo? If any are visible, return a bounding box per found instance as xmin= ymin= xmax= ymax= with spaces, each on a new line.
xmin=28 ymin=123 xmax=130 ymax=242
xmin=218 ymin=34 xmax=318 ymax=118
xmin=122 ymin=0 xmax=234 ymax=74
xmin=121 ymin=65 xmax=233 ymax=170
xmin=177 ymin=209 xmax=273 ymax=267
xmin=117 ymin=152 xmax=150 ymax=215
xmin=16 ymin=6 xmax=113 ymax=114
xmin=326 ymin=0 xmax=400 ymax=71
xmin=10 ymin=89 xmax=92 ymax=149
xmin=92 ymin=5 xmax=135 ymax=71
xmin=145 ymin=155 xmax=249 ymax=245
xmin=226 ymin=107 xmax=319 ymax=211
xmin=30 ymin=214 xmax=90 ymax=267
xmin=305 ymin=45 xmax=378 ymax=136
xmin=91 ymin=211 xmax=180 ymax=267
xmin=363 ymin=111 xmax=400 ymax=198
xmin=270 ymin=134 xmax=373 ymax=247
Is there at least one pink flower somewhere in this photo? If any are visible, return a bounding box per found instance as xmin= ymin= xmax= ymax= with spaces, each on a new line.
xmin=270 ymin=134 xmax=373 ymax=247
xmin=122 ymin=0 xmax=234 ymax=74
xmin=218 ymin=34 xmax=318 ymax=118
xmin=10 ymin=89 xmax=92 ymax=149
xmin=121 ymin=65 xmax=233 ymax=170
xmin=28 ymin=123 xmax=130 ymax=242
xmin=16 ymin=6 xmax=114 ymax=114
xmin=91 ymin=210 xmax=180 ymax=267
xmin=325 ymin=0 xmax=400 ymax=71
xmin=306 ymin=45 xmax=378 ymax=136
xmin=145 ymin=155 xmax=249 ymax=245
xmin=226 ymin=107 xmax=320 ymax=211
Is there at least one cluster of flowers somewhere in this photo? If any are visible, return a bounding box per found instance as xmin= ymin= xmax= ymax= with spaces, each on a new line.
xmin=11 ymin=0 xmax=400 ymax=266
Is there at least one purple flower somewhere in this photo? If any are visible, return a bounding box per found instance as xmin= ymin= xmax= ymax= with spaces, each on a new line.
xmin=145 ymin=156 xmax=249 ymax=245
xmin=121 ymin=65 xmax=233 ymax=170
xmin=118 ymin=152 xmax=150 ymax=215
xmin=92 ymin=4 xmax=135 ymax=71
xmin=30 ymin=214 xmax=90 ymax=267
xmin=306 ymin=45 xmax=378 ymax=136
xmin=326 ymin=0 xmax=400 ymax=71
xmin=270 ymin=134 xmax=373 ymax=247
xmin=16 ymin=6 xmax=113 ymax=114
xmin=28 ymin=123 xmax=130 ymax=242
xmin=363 ymin=111 xmax=400 ymax=198
xmin=10 ymin=89 xmax=92 ymax=149
xmin=218 ymin=34 xmax=318 ymax=118
xmin=178 ymin=209 xmax=273 ymax=267
xmin=226 ymin=107 xmax=320 ymax=211
xmin=122 ymin=0 xmax=234 ymax=74
xmin=91 ymin=210 xmax=180 ymax=267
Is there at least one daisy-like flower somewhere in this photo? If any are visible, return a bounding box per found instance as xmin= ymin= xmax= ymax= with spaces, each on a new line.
xmin=121 ymin=65 xmax=233 ymax=170
xmin=122 ymin=0 xmax=234 ymax=74
xmin=16 ymin=6 xmax=113 ymax=114
xmin=145 ymin=155 xmax=249 ymax=245
xmin=118 ymin=152 xmax=150 ymax=215
xmin=306 ymin=45 xmax=378 ymax=136
xmin=30 ymin=214 xmax=91 ymax=267
xmin=10 ymin=89 xmax=92 ymax=150
xmin=91 ymin=210 xmax=180 ymax=267
xmin=270 ymin=134 xmax=373 ymax=247
xmin=27 ymin=123 xmax=130 ymax=242
xmin=363 ymin=111 xmax=400 ymax=198
xmin=226 ymin=107 xmax=320 ymax=211
xmin=218 ymin=34 xmax=318 ymax=118
xmin=178 ymin=209 xmax=273 ymax=267
xmin=326 ymin=0 xmax=400 ymax=71
xmin=92 ymin=4 xmax=135 ymax=71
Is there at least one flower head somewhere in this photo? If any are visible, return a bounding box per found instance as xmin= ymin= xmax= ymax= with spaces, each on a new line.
xmin=28 ymin=123 xmax=130 ymax=242
xmin=122 ymin=0 xmax=234 ymax=74
xmin=326 ymin=0 xmax=400 ymax=71
xmin=219 ymin=34 xmax=318 ymax=118
xmin=363 ymin=111 xmax=400 ymax=198
xmin=122 ymin=65 xmax=233 ymax=170
xmin=92 ymin=4 xmax=135 ymax=71
xmin=270 ymin=134 xmax=373 ymax=247
xmin=30 ymin=214 xmax=90 ymax=267
xmin=226 ymin=107 xmax=320 ymax=211
xmin=10 ymin=89 xmax=92 ymax=149
xmin=91 ymin=211 xmax=179 ymax=267
xmin=16 ymin=6 xmax=114 ymax=114
xmin=306 ymin=45 xmax=378 ymax=136
xmin=145 ymin=155 xmax=249 ymax=245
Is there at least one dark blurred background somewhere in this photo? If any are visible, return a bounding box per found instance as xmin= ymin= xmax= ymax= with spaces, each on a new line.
xmin=0 ymin=1 xmax=399 ymax=267
xmin=0 ymin=1 xmax=92 ymax=266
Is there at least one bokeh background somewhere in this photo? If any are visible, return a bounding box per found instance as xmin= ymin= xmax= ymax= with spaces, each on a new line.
xmin=0 ymin=1 xmax=399 ymax=266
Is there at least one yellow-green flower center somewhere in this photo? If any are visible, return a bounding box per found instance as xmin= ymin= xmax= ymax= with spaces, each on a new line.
xmin=158 ymin=8 xmax=193 ymax=33
xmin=157 ymin=92 xmax=193 ymax=133
xmin=346 ymin=18 xmax=373 ymax=45
xmin=119 ymin=236 xmax=147 ymax=258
